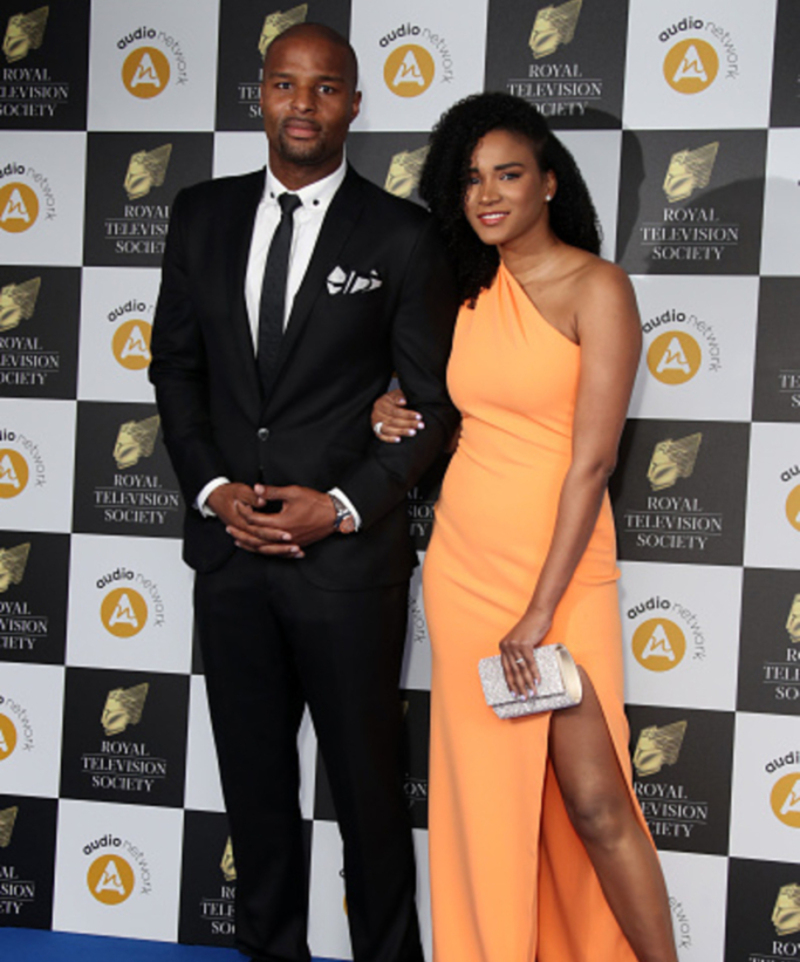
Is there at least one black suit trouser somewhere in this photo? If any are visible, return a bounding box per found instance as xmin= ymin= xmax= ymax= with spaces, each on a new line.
xmin=194 ymin=549 xmax=423 ymax=962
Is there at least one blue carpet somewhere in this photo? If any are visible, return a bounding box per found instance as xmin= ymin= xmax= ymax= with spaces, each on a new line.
xmin=0 ymin=928 xmax=340 ymax=961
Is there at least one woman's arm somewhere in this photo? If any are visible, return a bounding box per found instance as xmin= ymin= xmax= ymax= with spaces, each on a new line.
xmin=500 ymin=263 xmax=642 ymax=696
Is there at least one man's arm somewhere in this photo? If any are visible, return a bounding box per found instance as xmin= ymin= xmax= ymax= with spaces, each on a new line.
xmin=335 ymin=215 xmax=459 ymax=527
xmin=150 ymin=189 xmax=299 ymax=556
xmin=227 ymin=214 xmax=459 ymax=551
xmin=149 ymin=189 xmax=231 ymax=502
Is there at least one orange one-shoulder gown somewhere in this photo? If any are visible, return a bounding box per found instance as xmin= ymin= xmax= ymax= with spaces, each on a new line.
xmin=423 ymin=263 xmax=649 ymax=962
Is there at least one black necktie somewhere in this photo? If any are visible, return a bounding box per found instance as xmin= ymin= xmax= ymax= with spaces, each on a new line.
xmin=257 ymin=192 xmax=302 ymax=395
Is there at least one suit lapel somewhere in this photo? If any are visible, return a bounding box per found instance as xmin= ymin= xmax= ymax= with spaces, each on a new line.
xmin=226 ymin=168 xmax=264 ymax=415
xmin=260 ymin=168 xmax=366 ymax=411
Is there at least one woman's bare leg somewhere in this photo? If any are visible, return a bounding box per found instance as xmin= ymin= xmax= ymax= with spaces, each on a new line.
xmin=548 ymin=668 xmax=679 ymax=962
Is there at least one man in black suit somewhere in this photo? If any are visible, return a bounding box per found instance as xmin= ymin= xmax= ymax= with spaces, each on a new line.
xmin=150 ymin=23 xmax=458 ymax=962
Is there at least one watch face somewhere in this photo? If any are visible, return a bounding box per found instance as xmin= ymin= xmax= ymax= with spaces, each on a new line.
xmin=340 ymin=515 xmax=356 ymax=534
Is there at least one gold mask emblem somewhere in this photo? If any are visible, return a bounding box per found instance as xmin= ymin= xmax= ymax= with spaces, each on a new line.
xmin=786 ymin=595 xmax=800 ymax=644
xmin=529 ymin=0 xmax=582 ymax=59
xmin=773 ymin=883 xmax=800 ymax=937
xmin=112 ymin=415 xmax=160 ymax=469
xmin=385 ymin=147 xmax=429 ymax=199
xmin=0 ymin=277 xmax=41 ymax=333
xmin=3 ymin=6 xmax=48 ymax=64
xmin=647 ymin=433 xmax=702 ymax=492
xmin=0 ymin=541 xmax=31 ymax=593
xmin=220 ymin=836 xmax=237 ymax=882
xmin=258 ymin=4 xmax=308 ymax=60
xmin=663 ymin=142 xmax=719 ymax=204
xmin=101 ymin=683 xmax=149 ymax=736
xmin=124 ymin=144 xmax=172 ymax=202
xmin=0 ymin=806 xmax=18 ymax=848
xmin=633 ymin=720 xmax=688 ymax=777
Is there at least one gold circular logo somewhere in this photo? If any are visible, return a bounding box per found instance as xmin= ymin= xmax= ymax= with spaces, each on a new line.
xmin=646 ymin=331 xmax=702 ymax=385
xmin=112 ymin=319 xmax=152 ymax=371
xmin=663 ymin=38 xmax=719 ymax=94
xmin=87 ymin=854 xmax=135 ymax=905
xmin=122 ymin=46 xmax=171 ymax=99
xmin=0 ymin=713 xmax=18 ymax=760
xmin=0 ymin=449 xmax=29 ymax=499
xmin=0 ymin=182 xmax=39 ymax=233
xmin=632 ymin=618 xmax=686 ymax=672
xmin=100 ymin=587 xmax=148 ymax=638
xmin=771 ymin=771 xmax=800 ymax=827
xmin=786 ymin=486 xmax=800 ymax=533
xmin=384 ymin=45 xmax=435 ymax=97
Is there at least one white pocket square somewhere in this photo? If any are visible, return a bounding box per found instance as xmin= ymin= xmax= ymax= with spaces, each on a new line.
xmin=327 ymin=266 xmax=383 ymax=295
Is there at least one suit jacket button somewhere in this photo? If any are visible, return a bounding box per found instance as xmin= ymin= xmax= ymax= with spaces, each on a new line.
xmin=257 ymin=427 xmax=270 ymax=441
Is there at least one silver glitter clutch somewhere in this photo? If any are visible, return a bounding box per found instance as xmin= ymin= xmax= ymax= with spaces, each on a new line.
xmin=478 ymin=644 xmax=583 ymax=719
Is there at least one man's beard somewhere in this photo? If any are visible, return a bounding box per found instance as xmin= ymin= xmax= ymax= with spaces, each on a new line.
xmin=275 ymin=129 xmax=329 ymax=167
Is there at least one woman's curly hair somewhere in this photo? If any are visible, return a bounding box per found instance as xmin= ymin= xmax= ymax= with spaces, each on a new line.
xmin=418 ymin=91 xmax=601 ymax=306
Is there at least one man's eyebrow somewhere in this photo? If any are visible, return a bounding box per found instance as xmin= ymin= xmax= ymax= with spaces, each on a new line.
xmin=265 ymin=70 xmax=346 ymax=83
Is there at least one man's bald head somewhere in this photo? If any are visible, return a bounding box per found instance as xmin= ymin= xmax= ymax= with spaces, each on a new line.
xmin=265 ymin=22 xmax=358 ymax=92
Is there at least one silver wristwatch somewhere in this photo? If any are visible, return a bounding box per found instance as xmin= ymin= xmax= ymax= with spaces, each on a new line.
xmin=329 ymin=493 xmax=355 ymax=534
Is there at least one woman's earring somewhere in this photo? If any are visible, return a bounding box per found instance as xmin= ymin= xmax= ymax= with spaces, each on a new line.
xmin=545 ymin=194 xmax=552 ymax=202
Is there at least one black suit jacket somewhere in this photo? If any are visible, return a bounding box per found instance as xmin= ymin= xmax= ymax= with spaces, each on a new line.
xmin=149 ymin=165 xmax=459 ymax=589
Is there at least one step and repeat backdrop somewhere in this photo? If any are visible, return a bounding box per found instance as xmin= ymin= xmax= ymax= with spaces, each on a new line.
xmin=0 ymin=0 xmax=799 ymax=959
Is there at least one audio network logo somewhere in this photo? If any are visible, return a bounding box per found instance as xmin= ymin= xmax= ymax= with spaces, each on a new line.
xmin=663 ymin=38 xmax=718 ymax=94
xmin=634 ymin=720 xmax=687 ymax=777
xmin=0 ymin=158 xmax=57 ymax=232
xmin=647 ymin=433 xmax=702 ymax=491
xmin=83 ymin=832 xmax=152 ymax=901
xmin=96 ymin=566 xmax=165 ymax=636
xmin=0 ymin=693 xmax=34 ymax=759
xmin=379 ymin=21 xmax=454 ymax=99
xmin=258 ymin=5 xmax=308 ymax=60
xmin=101 ymin=683 xmax=149 ymax=737
xmin=112 ymin=319 xmax=151 ymax=370
xmin=0 ymin=446 xmax=29 ymax=498
xmin=124 ymin=144 xmax=171 ymax=202
xmin=0 ymin=541 xmax=29 ymax=592
xmin=107 ymin=297 xmax=153 ymax=372
xmin=0 ymin=276 xmax=39 ymax=332
xmin=0 ymin=179 xmax=37 ymax=233
xmin=770 ymin=766 xmax=800 ymax=828
xmin=113 ymin=415 xmax=160 ymax=470
xmin=122 ymin=47 xmax=170 ymax=100
xmin=663 ymin=142 xmax=719 ymax=204
xmin=632 ymin=618 xmax=687 ymax=671
xmin=100 ymin=587 xmax=148 ymax=638
xmin=642 ymin=307 xmax=721 ymax=386
xmin=529 ymin=0 xmax=581 ymax=59
xmin=0 ymin=805 xmax=18 ymax=847
xmin=2 ymin=6 xmax=47 ymax=64
xmin=781 ymin=465 xmax=800 ymax=533
xmin=658 ymin=17 xmax=739 ymax=95
xmin=117 ymin=22 xmax=188 ymax=99
xmin=384 ymin=147 xmax=428 ymax=199
xmin=87 ymin=852 xmax=134 ymax=905
xmin=773 ymin=883 xmax=800 ymax=936
xmin=647 ymin=330 xmax=701 ymax=385
xmin=627 ymin=594 xmax=707 ymax=666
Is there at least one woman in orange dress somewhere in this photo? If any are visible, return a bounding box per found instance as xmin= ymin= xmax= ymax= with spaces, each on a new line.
xmin=372 ymin=94 xmax=678 ymax=962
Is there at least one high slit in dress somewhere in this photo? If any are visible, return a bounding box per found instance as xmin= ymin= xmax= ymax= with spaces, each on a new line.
xmin=423 ymin=263 xmax=651 ymax=962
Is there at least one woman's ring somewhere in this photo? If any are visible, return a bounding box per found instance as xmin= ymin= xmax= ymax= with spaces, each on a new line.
xmin=373 ymin=421 xmax=384 ymax=437
xmin=515 ymin=658 xmax=525 ymax=665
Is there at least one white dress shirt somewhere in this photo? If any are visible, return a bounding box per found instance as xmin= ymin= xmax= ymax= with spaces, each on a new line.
xmin=196 ymin=154 xmax=361 ymax=528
